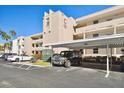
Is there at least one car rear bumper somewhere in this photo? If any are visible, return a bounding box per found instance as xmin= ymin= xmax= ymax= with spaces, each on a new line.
xmin=52 ymin=60 xmax=64 ymax=65
xmin=7 ymin=58 xmax=15 ymax=61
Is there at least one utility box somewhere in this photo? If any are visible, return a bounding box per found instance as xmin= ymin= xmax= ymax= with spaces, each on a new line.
xmin=42 ymin=49 xmax=53 ymax=62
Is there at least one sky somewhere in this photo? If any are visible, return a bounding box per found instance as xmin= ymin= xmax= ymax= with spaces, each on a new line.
xmin=0 ymin=5 xmax=113 ymax=43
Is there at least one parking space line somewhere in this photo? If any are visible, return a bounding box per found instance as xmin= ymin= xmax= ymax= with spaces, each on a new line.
xmin=65 ymin=67 xmax=80 ymax=72
xmin=56 ymin=68 xmax=66 ymax=72
xmin=18 ymin=64 xmax=24 ymax=68
xmin=25 ymin=65 xmax=32 ymax=70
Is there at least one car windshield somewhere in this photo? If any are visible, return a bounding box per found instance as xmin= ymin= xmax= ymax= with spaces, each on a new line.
xmin=60 ymin=51 xmax=80 ymax=57
xmin=60 ymin=51 xmax=73 ymax=57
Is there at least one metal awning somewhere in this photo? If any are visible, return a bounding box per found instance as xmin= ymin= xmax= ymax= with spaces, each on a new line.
xmin=46 ymin=33 xmax=124 ymax=78
xmin=46 ymin=34 xmax=124 ymax=49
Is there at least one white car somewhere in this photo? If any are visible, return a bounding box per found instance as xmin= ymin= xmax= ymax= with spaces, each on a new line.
xmin=0 ymin=53 xmax=3 ymax=58
xmin=7 ymin=55 xmax=33 ymax=62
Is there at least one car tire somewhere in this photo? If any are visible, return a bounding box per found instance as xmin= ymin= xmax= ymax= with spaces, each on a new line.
xmin=15 ymin=58 xmax=20 ymax=62
xmin=64 ymin=60 xmax=71 ymax=68
xmin=52 ymin=62 xmax=56 ymax=66
xmin=30 ymin=58 xmax=36 ymax=63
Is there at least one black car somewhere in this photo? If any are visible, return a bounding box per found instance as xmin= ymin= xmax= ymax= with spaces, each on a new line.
xmin=51 ymin=51 xmax=82 ymax=67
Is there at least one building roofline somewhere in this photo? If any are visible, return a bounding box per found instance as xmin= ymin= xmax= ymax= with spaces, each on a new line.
xmin=29 ymin=32 xmax=43 ymax=37
xmin=76 ymin=6 xmax=124 ymax=22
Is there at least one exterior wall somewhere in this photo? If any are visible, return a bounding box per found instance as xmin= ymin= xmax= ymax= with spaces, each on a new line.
xmin=85 ymin=48 xmax=114 ymax=56
xmin=85 ymin=12 xmax=124 ymax=26
xmin=23 ymin=36 xmax=32 ymax=56
xmin=12 ymin=39 xmax=18 ymax=54
xmin=85 ymin=29 xmax=113 ymax=39
xmin=53 ymin=47 xmax=69 ymax=54
xmin=12 ymin=36 xmax=25 ymax=55
xmin=74 ymin=6 xmax=124 ymax=57
xmin=43 ymin=10 xmax=75 ymax=47
xmin=17 ymin=37 xmax=25 ymax=55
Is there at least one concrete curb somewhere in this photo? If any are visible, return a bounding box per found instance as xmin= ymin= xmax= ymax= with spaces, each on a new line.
xmin=12 ymin=62 xmax=51 ymax=68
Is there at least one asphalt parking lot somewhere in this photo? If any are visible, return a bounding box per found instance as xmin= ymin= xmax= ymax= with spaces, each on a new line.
xmin=0 ymin=59 xmax=124 ymax=88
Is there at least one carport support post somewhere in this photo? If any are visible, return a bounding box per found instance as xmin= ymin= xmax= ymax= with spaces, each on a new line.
xmin=49 ymin=46 xmax=53 ymax=67
xmin=105 ymin=44 xmax=110 ymax=78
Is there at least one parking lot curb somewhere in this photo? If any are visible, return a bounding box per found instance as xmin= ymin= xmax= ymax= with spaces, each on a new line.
xmin=11 ymin=62 xmax=51 ymax=68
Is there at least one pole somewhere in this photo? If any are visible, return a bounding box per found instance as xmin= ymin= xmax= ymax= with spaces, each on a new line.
xmin=49 ymin=46 xmax=53 ymax=67
xmin=105 ymin=44 xmax=110 ymax=78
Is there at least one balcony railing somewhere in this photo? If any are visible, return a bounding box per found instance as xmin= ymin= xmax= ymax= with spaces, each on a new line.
xmin=32 ymin=38 xmax=43 ymax=43
xmin=76 ymin=17 xmax=124 ymax=34
xmin=32 ymin=46 xmax=43 ymax=51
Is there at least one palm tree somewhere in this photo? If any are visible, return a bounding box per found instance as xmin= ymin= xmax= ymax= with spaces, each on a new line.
xmin=9 ymin=30 xmax=16 ymax=39
xmin=0 ymin=28 xmax=4 ymax=36
xmin=0 ymin=44 xmax=4 ymax=52
xmin=0 ymin=28 xmax=17 ymax=53
xmin=1 ymin=32 xmax=11 ymax=41
xmin=1 ymin=32 xmax=11 ymax=53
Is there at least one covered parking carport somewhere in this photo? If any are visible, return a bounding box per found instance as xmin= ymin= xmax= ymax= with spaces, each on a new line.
xmin=46 ymin=34 xmax=124 ymax=78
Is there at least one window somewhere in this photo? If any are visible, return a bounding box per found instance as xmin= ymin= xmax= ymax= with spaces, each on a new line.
xmin=80 ymin=49 xmax=83 ymax=54
xmin=93 ymin=48 xmax=98 ymax=54
xmin=46 ymin=17 xmax=49 ymax=26
xmin=48 ymin=30 xmax=51 ymax=33
xmin=39 ymin=43 xmax=43 ymax=47
xmin=107 ymin=19 xmax=112 ymax=21
xmin=36 ymin=44 xmax=39 ymax=47
xmin=93 ymin=34 xmax=99 ymax=38
xmin=32 ymin=51 xmax=34 ymax=54
xmin=93 ymin=20 xmax=99 ymax=24
xmin=32 ymin=44 xmax=35 ymax=47
xmin=64 ymin=18 xmax=67 ymax=29
xmin=121 ymin=49 xmax=124 ymax=54
xmin=36 ymin=51 xmax=39 ymax=54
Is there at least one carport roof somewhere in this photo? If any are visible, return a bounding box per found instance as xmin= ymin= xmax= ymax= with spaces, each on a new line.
xmin=45 ymin=34 xmax=124 ymax=49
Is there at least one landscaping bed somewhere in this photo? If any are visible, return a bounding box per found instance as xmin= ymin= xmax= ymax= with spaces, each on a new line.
xmin=33 ymin=60 xmax=50 ymax=67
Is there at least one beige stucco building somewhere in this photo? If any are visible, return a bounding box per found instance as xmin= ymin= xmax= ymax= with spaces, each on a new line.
xmin=43 ymin=6 xmax=124 ymax=57
xmin=12 ymin=6 xmax=124 ymax=58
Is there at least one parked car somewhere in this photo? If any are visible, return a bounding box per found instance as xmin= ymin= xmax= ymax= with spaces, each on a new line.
xmin=51 ymin=51 xmax=82 ymax=67
xmin=3 ymin=53 xmax=17 ymax=61
xmin=7 ymin=54 xmax=34 ymax=62
xmin=0 ymin=53 xmax=4 ymax=59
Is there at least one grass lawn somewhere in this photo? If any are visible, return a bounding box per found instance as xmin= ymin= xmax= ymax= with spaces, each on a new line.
xmin=33 ymin=60 xmax=50 ymax=67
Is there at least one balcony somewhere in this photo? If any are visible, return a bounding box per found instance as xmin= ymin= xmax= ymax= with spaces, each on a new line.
xmin=75 ymin=17 xmax=124 ymax=34
xmin=32 ymin=38 xmax=43 ymax=43
xmin=32 ymin=46 xmax=44 ymax=51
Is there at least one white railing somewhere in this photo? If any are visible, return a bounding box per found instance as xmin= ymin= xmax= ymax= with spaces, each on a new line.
xmin=32 ymin=39 xmax=43 ymax=43
xmin=76 ymin=17 xmax=124 ymax=34
xmin=32 ymin=47 xmax=43 ymax=51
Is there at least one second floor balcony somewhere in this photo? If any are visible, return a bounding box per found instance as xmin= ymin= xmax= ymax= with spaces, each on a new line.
xmin=32 ymin=38 xmax=43 ymax=43
xmin=75 ymin=17 xmax=124 ymax=35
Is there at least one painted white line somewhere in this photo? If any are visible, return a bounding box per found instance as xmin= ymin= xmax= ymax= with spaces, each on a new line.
xmin=65 ymin=67 xmax=79 ymax=72
xmin=56 ymin=68 xmax=65 ymax=72
xmin=18 ymin=64 xmax=24 ymax=68
xmin=82 ymin=68 xmax=97 ymax=73
xmin=25 ymin=65 xmax=32 ymax=70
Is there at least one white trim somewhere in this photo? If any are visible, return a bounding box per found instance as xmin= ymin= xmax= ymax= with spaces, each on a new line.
xmin=46 ymin=33 xmax=124 ymax=48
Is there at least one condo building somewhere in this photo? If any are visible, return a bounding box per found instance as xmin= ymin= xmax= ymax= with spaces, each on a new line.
xmin=12 ymin=36 xmax=25 ymax=55
xmin=12 ymin=33 xmax=43 ymax=56
xmin=44 ymin=6 xmax=124 ymax=58
xmin=12 ymin=6 xmax=124 ymax=58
